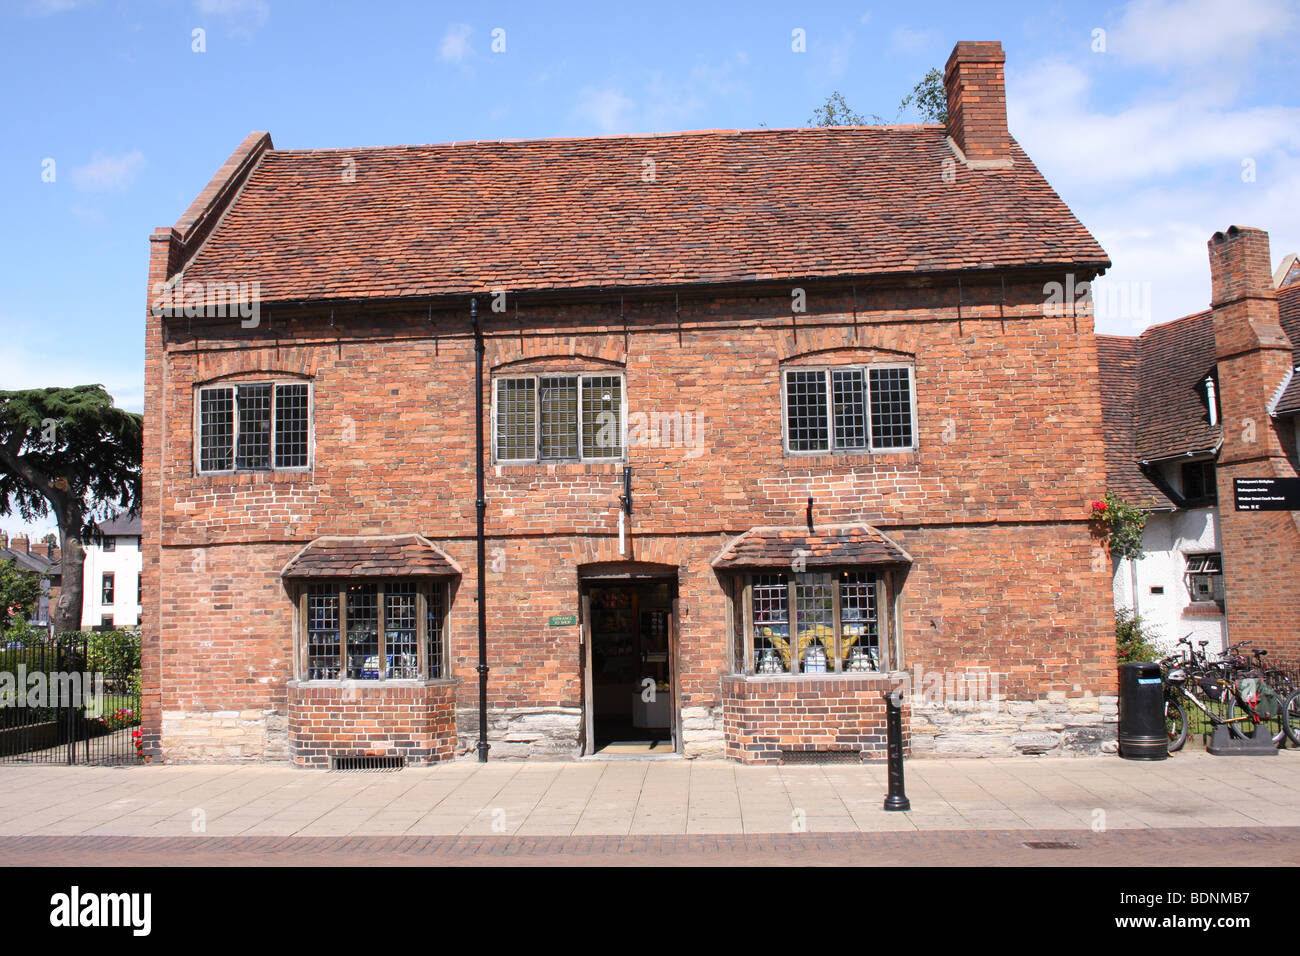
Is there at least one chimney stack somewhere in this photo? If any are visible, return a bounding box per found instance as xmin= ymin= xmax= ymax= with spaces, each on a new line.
xmin=944 ymin=41 xmax=1012 ymax=167
xmin=1206 ymin=224 xmax=1300 ymax=656
xmin=12 ymin=534 xmax=29 ymax=554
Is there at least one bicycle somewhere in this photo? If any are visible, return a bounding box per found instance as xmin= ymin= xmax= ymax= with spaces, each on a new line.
xmin=1160 ymin=650 xmax=1298 ymax=752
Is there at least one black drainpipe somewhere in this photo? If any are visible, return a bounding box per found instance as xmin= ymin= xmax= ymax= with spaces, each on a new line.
xmin=472 ymin=296 xmax=490 ymax=762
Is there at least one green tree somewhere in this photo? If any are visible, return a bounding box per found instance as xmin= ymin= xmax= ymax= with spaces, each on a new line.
xmin=1 ymin=557 xmax=42 ymax=637
xmin=0 ymin=386 xmax=142 ymax=635
xmin=1115 ymin=608 xmax=1159 ymax=664
xmin=809 ymin=68 xmax=947 ymax=128
xmin=897 ymin=67 xmax=947 ymax=123
xmin=808 ymin=91 xmax=882 ymax=127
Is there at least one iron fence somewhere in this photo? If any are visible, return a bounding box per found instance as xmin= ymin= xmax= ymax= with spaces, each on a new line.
xmin=0 ymin=631 xmax=141 ymax=765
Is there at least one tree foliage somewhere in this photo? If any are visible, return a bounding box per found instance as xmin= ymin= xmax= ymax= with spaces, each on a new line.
xmin=1115 ymin=608 xmax=1159 ymax=664
xmin=809 ymin=67 xmax=947 ymax=129
xmin=0 ymin=558 xmax=42 ymax=636
xmin=808 ymin=91 xmax=882 ymax=127
xmin=0 ymin=386 xmax=142 ymax=634
xmin=897 ymin=67 xmax=947 ymax=123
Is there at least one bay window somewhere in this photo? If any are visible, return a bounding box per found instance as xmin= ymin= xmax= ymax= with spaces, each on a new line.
xmin=300 ymin=579 xmax=449 ymax=681
xmin=740 ymin=570 xmax=888 ymax=675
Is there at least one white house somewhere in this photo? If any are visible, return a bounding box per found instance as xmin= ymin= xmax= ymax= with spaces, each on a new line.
xmin=81 ymin=513 xmax=142 ymax=629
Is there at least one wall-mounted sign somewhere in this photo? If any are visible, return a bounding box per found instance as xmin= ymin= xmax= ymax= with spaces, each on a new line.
xmin=1234 ymin=477 xmax=1300 ymax=511
xmin=548 ymin=614 xmax=577 ymax=627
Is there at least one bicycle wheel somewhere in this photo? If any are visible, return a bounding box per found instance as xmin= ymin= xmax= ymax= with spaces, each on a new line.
xmin=1165 ymin=697 xmax=1188 ymax=753
xmin=1282 ymin=689 xmax=1300 ymax=748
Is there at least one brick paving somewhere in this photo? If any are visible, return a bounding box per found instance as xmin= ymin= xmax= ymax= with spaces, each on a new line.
xmin=2 ymin=827 xmax=1297 ymax=867
xmin=0 ymin=751 xmax=1297 ymax=865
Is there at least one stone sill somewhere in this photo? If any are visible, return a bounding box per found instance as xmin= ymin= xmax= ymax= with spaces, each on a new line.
xmin=288 ymin=678 xmax=458 ymax=693
xmin=724 ymin=672 xmax=896 ymax=683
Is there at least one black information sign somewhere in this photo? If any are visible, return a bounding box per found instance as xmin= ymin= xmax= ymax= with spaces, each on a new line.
xmin=1233 ymin=476 xmax=1300 ymax=511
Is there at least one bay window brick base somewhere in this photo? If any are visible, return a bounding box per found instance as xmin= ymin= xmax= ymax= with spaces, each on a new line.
xmin=722 ymin=674 xmax=904 ymax=764
xmin=287 ymin=681 xmax=457 ymax=768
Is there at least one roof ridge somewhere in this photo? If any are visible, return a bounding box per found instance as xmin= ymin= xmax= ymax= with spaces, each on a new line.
xmin=266 ymin=125 xmax=950 ymax=155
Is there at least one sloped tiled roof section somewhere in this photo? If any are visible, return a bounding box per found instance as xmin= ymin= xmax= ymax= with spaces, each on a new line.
xmin=1133 ymin=310 xmax=1221 ymax=462
xmin=1095 ymin=335 xmax=1173 ymax=508
xmin=711 ymin=523 xmax=912 ymax=570
xmin=281 ymin=535 xmax=462 ymax=579
xmin=178 ymin=128 xmax=1109 ymax=303
xmin=1274 ymin=283 xmax=1300 ymax=416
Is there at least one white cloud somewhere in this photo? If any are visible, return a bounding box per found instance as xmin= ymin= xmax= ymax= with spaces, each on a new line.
xmin=1006 ymin=32 xmax=1300 ymax=332
xmin=571 ymin=86 xmax=635 ymax=134
xmin=890 ymin=25 xmax=936 ymax=55
xmin=1109 ymin=0 xmax=1297 ymax=68
xmin=196 ymin=0 xmax=270 ymax=27
xmin=68 ymin=149 xmax=146 ymax=191
xmin=437 ymin=23 xmax=473 ymax=63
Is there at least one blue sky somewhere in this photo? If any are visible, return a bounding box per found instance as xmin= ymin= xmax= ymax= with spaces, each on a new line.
xmin=3 ymin=0 xmax=1299 ymax=538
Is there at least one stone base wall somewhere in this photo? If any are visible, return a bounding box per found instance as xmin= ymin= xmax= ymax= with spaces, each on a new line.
xmin=160 ymin=708 xmax=287 ymax=762
xmin=456 ymin=706 xmax=582 ymax=759
xmin=287 ymin=681 xmax=457 ymax=768
xmin=721 ymin=674 xmax=905 ymax=764
xmin=909 ymin=692 xmax=1119 ymax=757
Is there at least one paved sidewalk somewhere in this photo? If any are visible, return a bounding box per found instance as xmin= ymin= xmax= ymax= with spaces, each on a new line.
xmin=0 ymin=751 xmax=1296 ymax=839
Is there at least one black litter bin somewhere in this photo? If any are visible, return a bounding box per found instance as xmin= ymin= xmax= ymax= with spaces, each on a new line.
xmin=1118 ymin=661 xmax=1168 ymax=760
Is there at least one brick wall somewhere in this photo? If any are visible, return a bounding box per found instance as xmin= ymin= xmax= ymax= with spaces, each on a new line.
xmin=143 ymin=268 xmax=1115 ymax=760
xmin=722 ymin=674 xmax=903 ymax=763
xmin=287 ymin=681 xmax=457 ymax=768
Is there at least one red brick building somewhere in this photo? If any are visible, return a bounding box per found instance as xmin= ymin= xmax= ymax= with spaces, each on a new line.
xmin=1098 ymin=227 xmax=1300 ymax=658
xmin=142 ymin=41 xmax=1120 ymax=766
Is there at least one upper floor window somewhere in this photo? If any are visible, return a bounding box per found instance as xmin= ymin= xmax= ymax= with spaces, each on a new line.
xmin=197 ymin=381 xmax=310 ymax=474
xmin=101 ymin=572 xmax=115 ymax=605
xmin=100 ymin=535 xmax=115 ymax=553
xmin=493 ymin=374 xmax=625 ymax=463
xmin=783 ymin=365 xmax=916 ymax=454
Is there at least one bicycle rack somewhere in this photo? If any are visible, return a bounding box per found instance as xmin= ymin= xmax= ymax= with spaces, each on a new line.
xmin=1206 ymin=725 xmax=1278 ymax=756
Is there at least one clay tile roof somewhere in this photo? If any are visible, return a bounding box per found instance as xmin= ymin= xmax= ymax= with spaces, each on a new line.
xmin=178 ymin=128 xmax=1108 ymax=303
xmin=281 ymin=534 xmax=462 ymax=579
xmin=1274 ymin=284 xmax=1300 ymax=416
xmin=711 ymin=523 xmax=912 ymax=570
xmin=1095 ymin=335 xmax=1171 ymax=509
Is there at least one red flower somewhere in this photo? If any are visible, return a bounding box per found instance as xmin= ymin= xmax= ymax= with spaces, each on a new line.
xmin=1091 ymin=500 xmax=1106 ymax=512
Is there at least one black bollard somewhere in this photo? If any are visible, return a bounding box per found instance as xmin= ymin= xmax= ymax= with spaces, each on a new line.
xmin=882 ymin=686 xmax=910 ymax=812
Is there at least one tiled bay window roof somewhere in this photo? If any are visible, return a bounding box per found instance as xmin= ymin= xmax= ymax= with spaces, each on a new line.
xmin=712 ymin=523 xmax=912 ymax=570
xmin=177 ymin=127 xmax=1108 ymax=304
xmin=281 ymin=535 xmax=462 ymax=579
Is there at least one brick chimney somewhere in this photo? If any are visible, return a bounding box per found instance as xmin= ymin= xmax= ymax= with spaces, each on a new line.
xmin=12 ymin=534 xmax=29 ymax=554
xmin=944 ymin=41 xmax=1012 ymax=168
xmin=1207 ymin=225 xmax=1300 ymax=655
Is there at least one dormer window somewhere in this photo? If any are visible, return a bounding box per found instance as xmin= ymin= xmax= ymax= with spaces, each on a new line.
xmin=1180 ymin=459 xmax=1217 ymax=506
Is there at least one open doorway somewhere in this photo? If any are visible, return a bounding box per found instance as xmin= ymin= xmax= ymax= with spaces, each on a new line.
xmin=581 ymin=576 xmax=677 ymax=756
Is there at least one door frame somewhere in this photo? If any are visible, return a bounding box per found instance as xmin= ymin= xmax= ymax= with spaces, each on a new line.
xmin=577 ymin=567 xmax=679 ymax=756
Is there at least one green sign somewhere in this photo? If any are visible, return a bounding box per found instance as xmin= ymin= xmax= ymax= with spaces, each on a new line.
xmin=548 ymin=614 xmax=577 ymax=627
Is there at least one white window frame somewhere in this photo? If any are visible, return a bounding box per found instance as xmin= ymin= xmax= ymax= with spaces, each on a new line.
xmin=1185 ymin=552 xmax=1225 ymax=603
xmin=491 ymin=372 xmax=628 ymax=464
xmin=780 ymin=363 xmax=918 ymax=455
xmin=194 ymin=379 xmax=314 ymax=475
